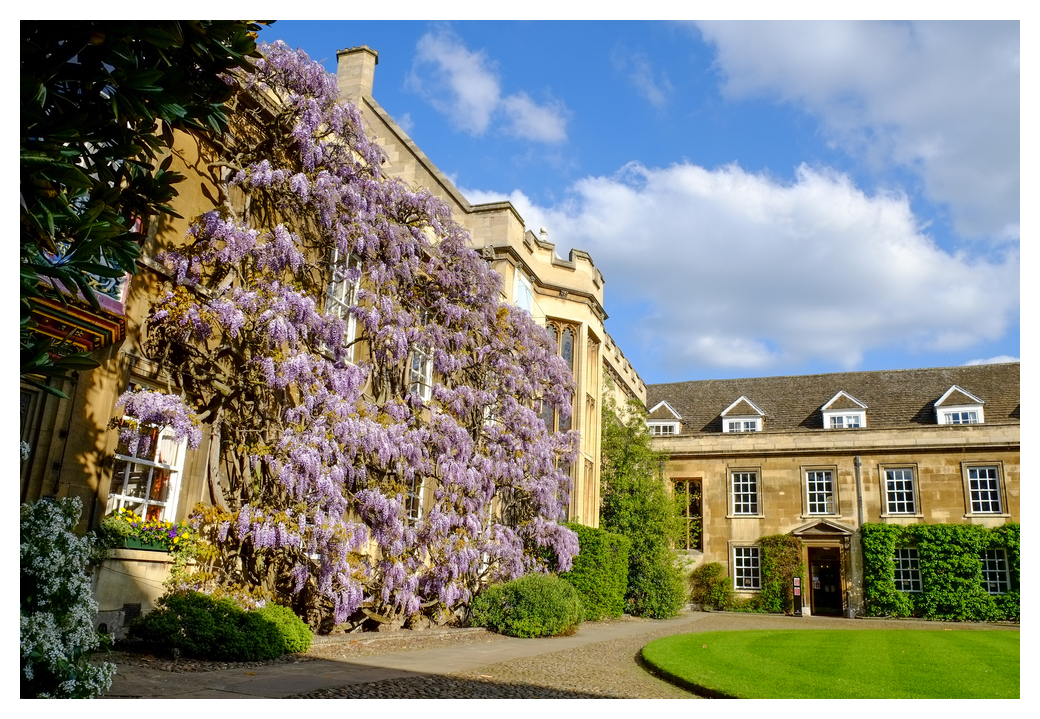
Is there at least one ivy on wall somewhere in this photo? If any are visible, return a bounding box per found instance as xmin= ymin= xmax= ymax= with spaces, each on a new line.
xmin=756 ymin=534 xmax=805 ymax=614
xmin=861 ymin=523 xmax=1019 ymax=621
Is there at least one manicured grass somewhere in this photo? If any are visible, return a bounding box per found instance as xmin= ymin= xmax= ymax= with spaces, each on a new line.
xmin=641 ymin=629 xmax=1019 ymax=699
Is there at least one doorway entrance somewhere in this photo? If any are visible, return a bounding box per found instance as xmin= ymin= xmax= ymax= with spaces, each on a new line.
xmin=808 ymin=547 xmax=843 ymax=616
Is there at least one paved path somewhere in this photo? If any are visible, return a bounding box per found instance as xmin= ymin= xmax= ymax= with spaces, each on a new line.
xmin=104 ymin=611 xmax=1018 ymax=699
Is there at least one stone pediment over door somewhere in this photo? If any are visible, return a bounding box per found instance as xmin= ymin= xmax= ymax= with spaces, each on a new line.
xmin=790 ymin=519 xmax=855 ymax=540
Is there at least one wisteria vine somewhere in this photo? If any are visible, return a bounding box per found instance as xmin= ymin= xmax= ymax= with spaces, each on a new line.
xmin=122 ymin=41 xmax=578 ymax=628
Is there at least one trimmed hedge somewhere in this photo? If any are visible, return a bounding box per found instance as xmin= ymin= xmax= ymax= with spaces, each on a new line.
xmin=559 ymin=523 xmax=630 ymax=620
xmin=862 ymin=522 xmax=1019 ymax=621
xmin=131 ymin=590 xmax=313 ymax=660
xmin=469 ymin=573 xmax=584 ymax=638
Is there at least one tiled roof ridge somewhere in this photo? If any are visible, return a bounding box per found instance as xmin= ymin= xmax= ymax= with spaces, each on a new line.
xmin=647 ymin=361 xmax=1020 ymax=390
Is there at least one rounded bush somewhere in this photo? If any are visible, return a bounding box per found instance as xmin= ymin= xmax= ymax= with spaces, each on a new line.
xmin=626 ymin=549 xmax=687 ymax=619
xmin=255 ymin=603 xmax=313 ymax=653
xmin=470 ymin=574 xmax=583 ymax=638
xmin=689 ymin=561 xmax=733 ymax=611
xmin=131 ymin=590 xmax=284 ymax=661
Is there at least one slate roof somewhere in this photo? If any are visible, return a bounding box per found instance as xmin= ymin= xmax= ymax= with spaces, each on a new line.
xmin=646 ymin=363 xmax=1019 ymax=435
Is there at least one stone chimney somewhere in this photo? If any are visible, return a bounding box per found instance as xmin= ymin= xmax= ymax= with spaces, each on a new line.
xmin=336 ymin=45 xmax=378 ymax=103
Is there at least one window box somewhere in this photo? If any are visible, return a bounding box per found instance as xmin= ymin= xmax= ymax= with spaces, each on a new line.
xmin=121 ymin=537 xmax=171 ymax=552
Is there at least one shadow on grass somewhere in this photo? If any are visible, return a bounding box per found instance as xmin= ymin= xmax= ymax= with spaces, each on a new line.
xmin=634 ymin=647 xmax=731 ymax=699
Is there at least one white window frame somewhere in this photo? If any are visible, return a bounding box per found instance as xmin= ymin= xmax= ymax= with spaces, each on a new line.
xmin=980 ymin=548 xmax=1009 ymax=594
xmin=733 ymin=546 xmax=761 ymax=590
xmin=827 ymin=412 xmax=864 ymax=429
xmin=405 ymin=475 xmax=424 ymax=524
xmin=106 ymin=386 xmax=188 ymax=522
xmin=648 ymin=421 xmax=679 ymax=436
xmin=730 ymin=470 xmax=760 ymax=516
xmin=327 ymin=250 xmax=362 ymax=362
xmin=805 ymin=469 xmax=836 ymax=515
xmin=409 ymin=346 xmax=433 ymax=402
xmin=893 ymin=547 xmax=922 ymax=592
xmin=941 ymin=409 xmax=981 ymax=425
xmin=882 ymin=467 xmax=918 ymax=516
xmin=724 ymin=417 xmax=761 ymax=433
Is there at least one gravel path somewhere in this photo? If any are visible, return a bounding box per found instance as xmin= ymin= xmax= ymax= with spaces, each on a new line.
xmin=298 ymin=617 xmax=698 ymax=699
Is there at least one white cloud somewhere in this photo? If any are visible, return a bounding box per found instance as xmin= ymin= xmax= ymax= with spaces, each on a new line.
xmin=695 ymin=21 xmax=1020 ymax=240
xmin=501 ymin=93 xmax=568 ymax=143
xmin=409 ymin=29 xmax=501 ymax=135
xmin=409 ymin=29 xmax=568 ymax=143
xmin=964 ymin=356 xmax=1019 ymax=365
xmin=469 ymin=162 xmax=1019 ymax=374
xmin=613 ymin=52 xmax=673 ymax=109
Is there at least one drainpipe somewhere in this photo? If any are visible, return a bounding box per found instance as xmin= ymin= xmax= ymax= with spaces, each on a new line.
xmin=854 ymin=455 xmax=864 ymax=526
xmin=849 ymin=455 xmax=865 ymax=617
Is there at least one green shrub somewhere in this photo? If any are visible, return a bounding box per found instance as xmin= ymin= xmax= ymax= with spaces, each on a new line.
xmin=131 ymin=590 xmax=284 ymax=661
xmin=599 ymin=395 xmax=688 ymax=618
xmin=559 ymin=523 xmax=630 ymax=620
xmin=689 ymin=562 xmax=732 ymax=610
xmin=625 ymin=548 xmax=687 ymax=619
xmin=470 ymin=573 xmax=583 ymax=638
xmin=255 ymin=603 xmax=313 ymax=653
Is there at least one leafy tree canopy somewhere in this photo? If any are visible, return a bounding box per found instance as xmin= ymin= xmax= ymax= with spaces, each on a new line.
xmin=20 ymin=20 xmax=266 ymax=395
xmin=599 ymin=392 xmax=687 ymax=617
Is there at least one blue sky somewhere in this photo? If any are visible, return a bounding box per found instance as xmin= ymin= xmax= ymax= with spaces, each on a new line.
xmin=257 ymin=20 xmax=1020 ymax=386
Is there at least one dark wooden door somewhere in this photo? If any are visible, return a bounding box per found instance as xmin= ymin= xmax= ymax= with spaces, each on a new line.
xmin=809 ymin=554 xmax=843 ymax=616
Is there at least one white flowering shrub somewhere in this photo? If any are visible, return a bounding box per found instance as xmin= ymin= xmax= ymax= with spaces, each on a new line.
xmin=20 ymin=497 xmax=115 ymax=698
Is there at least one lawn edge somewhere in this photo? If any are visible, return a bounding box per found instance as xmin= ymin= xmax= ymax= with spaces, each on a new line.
xmin=637 ymin=646 xmax=737 ymax=699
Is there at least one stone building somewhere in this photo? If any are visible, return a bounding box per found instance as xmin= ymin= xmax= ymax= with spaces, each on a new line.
xmin=646 ymin=362 xmax=1020 ymax=616
xmin=19 ymin=42 xmax=645 ymax=624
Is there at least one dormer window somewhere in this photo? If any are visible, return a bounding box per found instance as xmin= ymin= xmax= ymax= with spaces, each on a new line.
xmin=647 ymin=400 xmax=682 ymax=437
xmin=721 ymin=396 xmax=764 ymax=433
xmin=821 ymin=391 xmax=867 ymax=430
xmin=935 ymin=385 xmax=985 ymax=425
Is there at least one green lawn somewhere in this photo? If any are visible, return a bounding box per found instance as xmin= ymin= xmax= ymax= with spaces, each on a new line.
xmin=641 ymin=629 xmax=1019 ymax=699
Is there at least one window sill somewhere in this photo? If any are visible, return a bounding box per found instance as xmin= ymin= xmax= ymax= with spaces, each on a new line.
xmin=726 ymin=514 xmax=764 ymax=520
xmin=963 ymin=513 xmax=1012 ymax=519
xmin=800 ymin=513 xmax=843 ymax=520
xmin=879 ymin=514 xmax=925 ymax=521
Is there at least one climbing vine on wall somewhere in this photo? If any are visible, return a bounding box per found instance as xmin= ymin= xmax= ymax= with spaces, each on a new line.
xmin=861 ymin=523 xmax=1019 ymax=621
xmin=756 ymin=534 xmax=805 ymax=614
